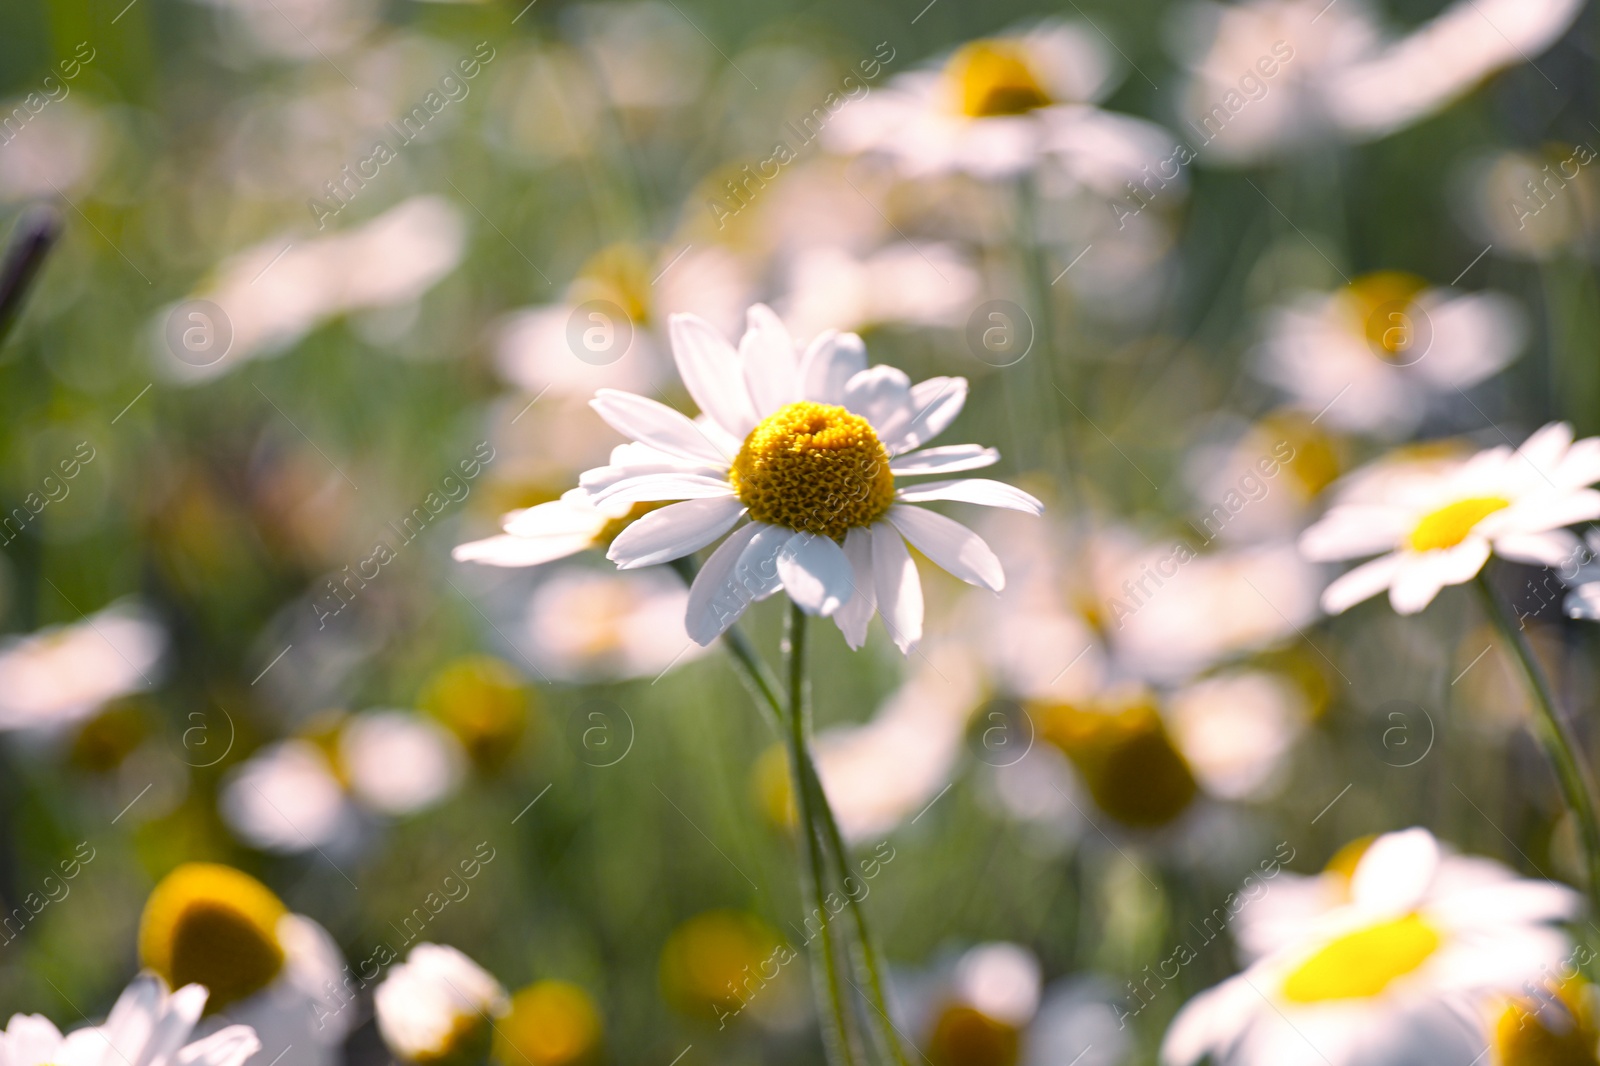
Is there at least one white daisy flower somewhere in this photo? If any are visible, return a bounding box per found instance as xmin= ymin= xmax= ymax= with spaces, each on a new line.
xmin=1162 ymin=828 xmax=1581 ymax=1066
xmin=1301 ymin=422 xmax=1600 ymax=615
xmin=374 ymin=943 xmax=510 ymax=1066
xmin=1255 ymin=273 xmax=1525 ymax=437
xmin=578 ymin=303 xmax=1042 ymax=653
xmin=219 ymin=712 xmax=464 ymax=854
xmin=1172 ymin=0 xmax=1584 ymax=165
xmin=139 ymin=864 xmax=351 ymax=1066
xmin=825 ymin=23 xmax=1181 ymax=185
xmin=0 ymin=602 xmax=165 ymax=732
xmin=0 ymin=973 xmax=259 ymax=1066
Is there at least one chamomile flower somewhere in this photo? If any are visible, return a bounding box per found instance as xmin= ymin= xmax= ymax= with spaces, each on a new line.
xmin=577 ymin=303 xmax=1041 ymax=652
xmin=139 ymin=864 xmax=350 ymax=1066
xmin=1300 ymin=423 xmax=1600 ymax=615
xmin=1162 ymin=828 xmax=1581 ymax=1066
xmin=1255 ymin=273 xmax=1525 ymax=437
xmin=374 ymin=944 xmax=510 ymax=1066
xmin=0 ymin=974 xmax=260 ymax=1066
xmin=825 ymin=23 xmax=1180 ymax=185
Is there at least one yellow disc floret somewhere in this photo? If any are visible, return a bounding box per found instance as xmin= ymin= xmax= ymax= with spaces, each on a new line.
xmin=1408 ymin=496 xmax=1511 ymax=553
xmin=494 ymin=982 xmax=603 ymax=1066
xmin=1343 ymin=271 xmax=1429 ymax=359
xmin=140 ymin=863 xmax=288 ymax=1011
xmin=729 ymin=402 xmax=895 ymax=540
xmin=1280 ymin=913 xmax=1441 ymax=1003
xmin=946 ymin=41 xmax=1052 ymax=118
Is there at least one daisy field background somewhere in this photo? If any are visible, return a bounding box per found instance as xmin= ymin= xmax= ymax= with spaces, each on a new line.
xmin=2 ymin=0 xmax=1600 ymax=1064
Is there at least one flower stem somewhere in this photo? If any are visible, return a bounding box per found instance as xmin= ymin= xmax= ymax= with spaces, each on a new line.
xmin=785 ymin=603 xmax=861 ymax=1066
xmin=1475 ymin=573 xmax=1600 ymax=918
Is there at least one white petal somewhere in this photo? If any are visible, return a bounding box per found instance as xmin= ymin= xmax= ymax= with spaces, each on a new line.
xmin=174 ymin=1028 xmax=260 ymax=1066
xmin=1517 ymin=421 xmax=1576 ymax=476
xmin=606 ymin=497 xmax=747 ymax=569
xmin=889 ymin=445 xmax=1000 ymax=476
xmin=1567 ymin=582 xmax=1600 ymax=620
xmin=1494 ymin=529 xmax=1581 ymax=568
xmin=684 ymin=522 xmax=762 ymax=645
xmin=895 ymin=478 xmax=1042 ymax=515
xmin=833 ymin=527 xmax=877 ymax=649
xmin=1351 ymin=828 xmax=1440 ymax=913
xmin=668 ymin=312 xmax=758 ymax=437
xmin=842 ymin=365 xmax=913 ymax=433
xmin=590 ymin=389 xmax=730 ymax=464
xmin=1299 ymin=506 xmax=1410 ymax=562
xmin=1389 ymin=541 xmax=1490 ymax=614
xmin=740 ymin=304 xmax=798 ymax=415
xmin=1320 ymin=554 xmax=1403 ymax=614
xmin=580 ymin=459 xmax=724 ymax=496
xmin=872 ymin=524 xmax=923 ymax=653
xmin=1500 ymin=489 xmax=1600 ymax=535
xmin=588 ymin=474 xmax=735 ymax=506
xmin=452 ymin=533 xmax=594 ymax=568
xmin=776 ymin=533 xmax=854 ymax=617
xmin=884 ymin=376 xmax=968 ymax=454
xmin=798 ymin=331 xmax=867 ymax=404
xmin=887 ymin=504 xmax=1004 ymax=592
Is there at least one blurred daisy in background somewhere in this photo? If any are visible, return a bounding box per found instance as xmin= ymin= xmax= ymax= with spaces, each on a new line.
xmin=156 ymin=196 xmax=465 ymax=381
xmin=578 ymin=303 xmax=1042 ymax=652
xmin=220 ymin=710 xmax=463 ymax=853
xmin=1457 ymin=147 xmax=1600 ymax=262
xmin=0 ymin=974 xmax=260 ymax=1066
xmin=1301 ymin=422 xmax=1600 ymax=614
xmin=140 ymin=863 xmax=351 ymax=1066
xmin=1162 ymin=827 xmax=1580 ymax=1066
xmin=898 ymin=943 xmax=1131 ymax=1066
xmin=520 ymin=566 xmax=707 ymax=682
xmin=454 ymin=488 xmax=645 ymax=570
xmin=1171 ymin=0 xmax=1584 ymax=165
xmin=826 ymin=22 xmax=1175 ymax=186
xmin=1254 ymin=273 xmax=1525 ymax=437
xmin=775 ymin=241 xmax=980 ymax=341
xmin=0 ymin=601 xmax=165 ymax=733
xmin=375 ymin=944 xmax=510 ymax=1066
xmin=493 ymin=981 xmax=604 ymax=1066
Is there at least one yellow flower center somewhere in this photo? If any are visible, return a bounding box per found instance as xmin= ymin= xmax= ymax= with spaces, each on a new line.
xmin=569 ymin=242 xmax=655 ymax=325
xmin=946 ymin=41 xmax=1052 ymax=118
xmin=729 ymin=402 xmax=895 ymax=540
xmin=421 ymin=655 xmax=530 ymax=772
xmin=658 ymin=910 xmax=780 ymax=1015
xmin=1407 ymin=496 xmax=1511 ymax=553
xmin=1035 ymin=697 xmax=1199 ymax=829
xmin=1280 ymin=913 xmax=1441 ymax=1003
xmin=494 ymin=982 xmax=603 ymax=1066
xmin=1342 ymin=271 xmax=1429 ymax=360
xmin=928 ymin=1003 xmax=1020 ymax=1066
xmin=139 ymin=863 xmax=288 ymax=1011
xmin=1495 ymin=982 xmax=1600 ymax=1066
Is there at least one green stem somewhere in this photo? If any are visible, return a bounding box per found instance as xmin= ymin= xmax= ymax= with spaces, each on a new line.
xmin=672 ymin=558 xmax=904 ymax=1062
xmin=786 ymin=603 xmax=861 ymax=1066
xmin=1475 ymin=574 xmax=1600 ymax=921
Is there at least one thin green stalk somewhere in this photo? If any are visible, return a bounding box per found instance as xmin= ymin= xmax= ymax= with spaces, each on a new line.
xmin=672 ymin=558 xmax=905 ymax=1062
xmin=1015 ymin=171 xmax=1072 ymax=482
xmin=1475 ymin=574 xmax=1600 ymax=922
xmin=786 ymin=603 xmax=861 ymax=1066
